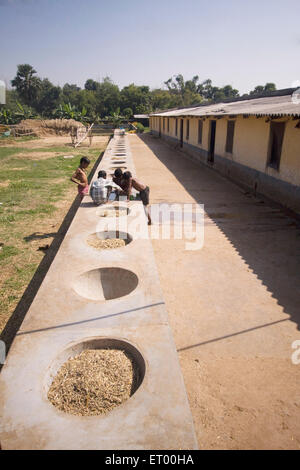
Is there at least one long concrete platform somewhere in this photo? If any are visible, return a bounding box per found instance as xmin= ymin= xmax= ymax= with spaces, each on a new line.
xmin=0 ymin=131 xmax=198 ymax=450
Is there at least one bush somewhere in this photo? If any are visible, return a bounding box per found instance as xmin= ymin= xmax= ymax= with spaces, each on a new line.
xmin=134 ymin=122 xmax=145 ymax=133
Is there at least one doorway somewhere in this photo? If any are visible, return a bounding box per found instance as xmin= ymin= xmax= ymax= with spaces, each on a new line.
xmin=208 ymin=120 xmax=216 ymax=163
xmin=180 ymin=119 xmax=183 ymax=147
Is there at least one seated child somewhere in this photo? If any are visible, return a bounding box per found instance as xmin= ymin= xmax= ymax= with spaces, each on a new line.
xmin=90 ymin=170 xmax=122 ymax=205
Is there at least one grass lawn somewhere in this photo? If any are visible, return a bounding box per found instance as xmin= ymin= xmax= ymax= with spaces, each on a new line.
xmin=0 ymin=136 xmax=108 ymax=335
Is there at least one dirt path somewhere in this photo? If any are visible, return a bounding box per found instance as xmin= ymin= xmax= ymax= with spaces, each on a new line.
xmin=129 ymin=133 xmax=300 ymax=450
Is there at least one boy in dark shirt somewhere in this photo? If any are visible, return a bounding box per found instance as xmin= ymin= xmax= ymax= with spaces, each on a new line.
xmin=122 ymin=171 xmax=151 ymax=225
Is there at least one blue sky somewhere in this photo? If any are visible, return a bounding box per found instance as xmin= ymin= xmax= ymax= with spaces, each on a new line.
xmin=1 ymin=0 xmax=300 ymax=94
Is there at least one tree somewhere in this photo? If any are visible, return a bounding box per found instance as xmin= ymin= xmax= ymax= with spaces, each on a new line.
xmin=164 ymin=74 xmax=203 ymax=106
xmin=76 ymin=89 xmax=98 ymax=117
xmin=149 ymin=88 xmax=183 ymax=111
xmin=95 ymin=77 xmax=121 ymax=117
xmin=249 ymin=85 xmax=264 ymax=96
xmin=84 ymin=79 xmax=99 ymax=92
xmin=105 ymin=107 xmax=124 ymax=127
xmin=196 ymin=79 xmax=240 ymax=102
xmin=11 ymin=64 xmax=41 ymax=105
xmin=35 ymin=79 xmax=61 ymax=115
xmin=249 ymin=83 xmax=277 ymax=96
xmin=120 ymin=84 xmax=151 ymax=114
xmin=123 ymin=107 xmax=133 ymax=119
xmin=222 ymin=85 xmax=239 ymax=99
xmin=264 ymin=82 xmax=276 ymax=93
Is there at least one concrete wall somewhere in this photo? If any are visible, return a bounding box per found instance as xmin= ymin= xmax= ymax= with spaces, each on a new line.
xmin=150 ymin=115 xmax=300 ymax=214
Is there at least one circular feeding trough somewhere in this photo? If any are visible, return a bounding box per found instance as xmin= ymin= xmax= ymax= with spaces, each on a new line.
xmin=73 ymin=267 xmax=138 ymax=301
xmin=47 ymin=338 xmax=145 ymax=416
xmin=87 ymin=231 xmax=132 ymax=250
xmin=97 ymin=204 xmax=130 ymax=218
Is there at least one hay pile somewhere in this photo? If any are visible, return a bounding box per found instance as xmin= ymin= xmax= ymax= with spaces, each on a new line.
xmin=100 ymin=209 xmax=123 ymax=217
xmin=88 ymin=236 xmax=126 ymax=250
xmin=13 ymin=119 xmax=85 ymax=137
xmin=48 ymin=349 xmax=136 ymax=416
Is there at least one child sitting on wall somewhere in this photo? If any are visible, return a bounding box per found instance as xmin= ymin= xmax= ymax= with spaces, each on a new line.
xmin=90 ymin=170 xmax=122 ymax=205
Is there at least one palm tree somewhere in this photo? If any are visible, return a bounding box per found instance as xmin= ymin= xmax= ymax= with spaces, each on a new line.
xmin=11 ymin=64 xmax=41 ymax=105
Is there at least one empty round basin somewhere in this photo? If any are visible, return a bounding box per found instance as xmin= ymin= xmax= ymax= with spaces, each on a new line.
xmin=73 ymin=267 xmax=139 ymax=301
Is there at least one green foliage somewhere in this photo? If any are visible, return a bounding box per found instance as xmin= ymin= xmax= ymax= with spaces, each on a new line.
xmin=53 ymin=102 xmax=87 ymax=123
xmin=0 ymin=108 xmax=14 ymax=125
xmin=104 ymin=107 xmax=124 ymax=127
xmin=8 ymin=64 xmax=279 ymax=123
xmin=0 ymin=101 xmax=36 ymax=125
xmin=249 ymin=83 xmax=277 ymax=96
xmin=135 ymin=122 xmax=145 ymax=133
xmin=11 ymin=64 xmax=41 ymax=105
xmin=34 ymin=79 xmax=61 ymax=115
xmin=120 ymin=84 xmax=151 ymax=114
xmin=164 ymin=74 xmax=203 ymax=106
xmin=84 ymin=79 xmax=99 ymax=91
xmin=95 ymin=77 xmax=121 ymax=117
xmin=123 ymin=107 xmax=133 ymax=119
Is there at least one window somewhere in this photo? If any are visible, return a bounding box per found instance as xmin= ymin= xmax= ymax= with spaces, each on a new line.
xmin=198 ymin=120 xmax=203 ymax=144
xmin=186 ymin=119 xmax=190 ymax=140
xmin=268 ymin=121 xmax=285 ymax=170
xmin=225 ymin=120 xmax=235 ymax=153
xmin=163 ymin=118 xmax=165 ymax=131
xmin=175 ymin=119 xmax=178 ymax=136
xmin=167 ymin=118 xmax=169 ymax=133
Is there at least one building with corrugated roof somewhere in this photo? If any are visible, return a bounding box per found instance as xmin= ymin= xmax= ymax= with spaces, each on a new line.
xmin=149 ymin=88 xmax=300 ymax=213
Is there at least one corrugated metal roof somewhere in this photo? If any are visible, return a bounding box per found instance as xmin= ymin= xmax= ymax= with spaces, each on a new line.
xmin=150 ymin=90 xmax=300 ymax=118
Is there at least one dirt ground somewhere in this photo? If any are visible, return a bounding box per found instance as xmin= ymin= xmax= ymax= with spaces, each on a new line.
xmin=0 ymin=135 xmax=107 ymax=149
xmin=129 ymin=133 xmax=300 ymax=450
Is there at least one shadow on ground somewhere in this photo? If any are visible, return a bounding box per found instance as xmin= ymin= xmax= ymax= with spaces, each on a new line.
xmin=139 ymin=133 xmax=300 ymax=331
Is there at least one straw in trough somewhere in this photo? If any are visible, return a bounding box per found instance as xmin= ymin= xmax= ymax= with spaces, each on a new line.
xmin=48 ymin=349 xmax=138 ymax=416
xmin=87 ymin=236 xmax=126 ymax=250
